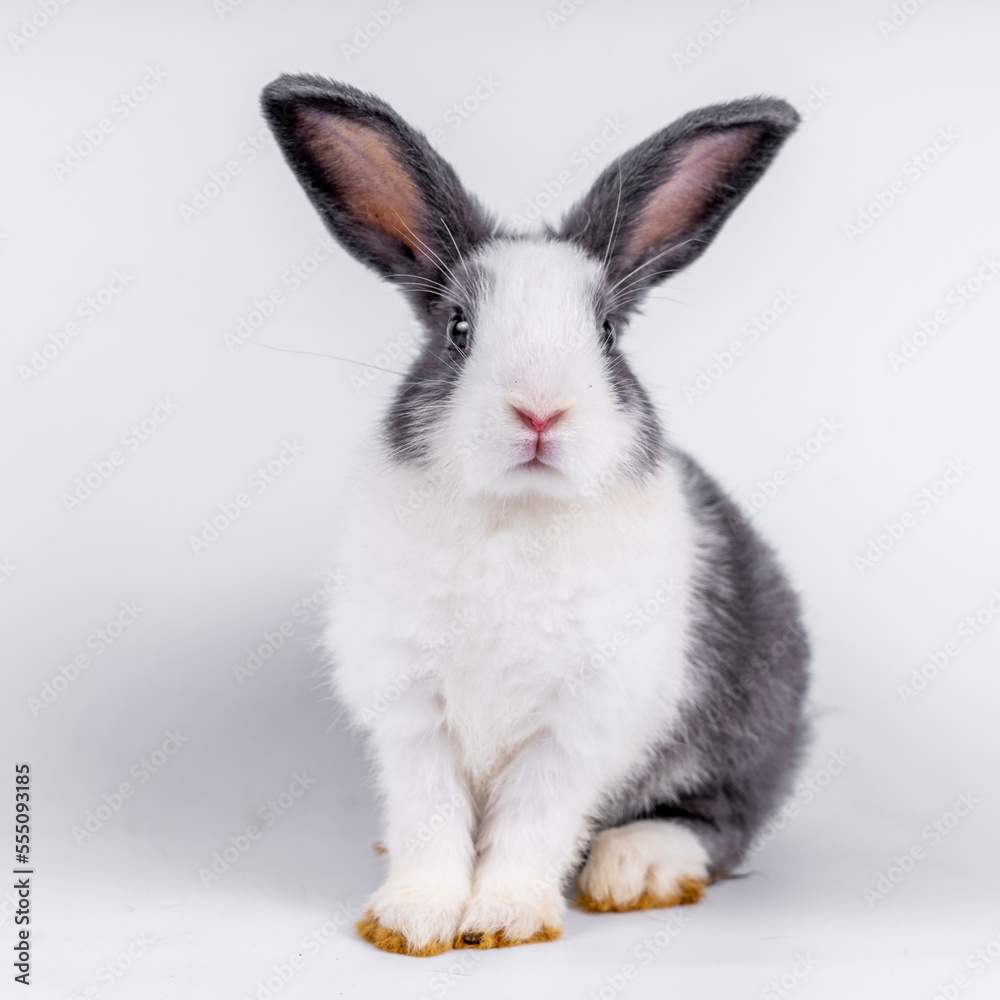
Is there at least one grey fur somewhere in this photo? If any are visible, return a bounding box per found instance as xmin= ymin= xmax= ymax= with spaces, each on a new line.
xmin=560 ymin=96 xmax=801 ymax=298
xmin=260 ymin=74 xmax=496 ymax=317
xmin=590 ymin=450 xmax=810 ymax=874
xmin=262 ymin=75 xmax=809 ymax=880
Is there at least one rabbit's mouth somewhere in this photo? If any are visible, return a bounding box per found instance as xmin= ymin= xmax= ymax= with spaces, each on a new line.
xmin=510 ymin=437 xmax=562 ymax=472
xmin=509 ymin=455 xmax=563 ymax=479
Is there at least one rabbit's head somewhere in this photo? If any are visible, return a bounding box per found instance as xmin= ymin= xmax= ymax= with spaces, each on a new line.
xmin=262 ymin=77 xmax=798 ymax=503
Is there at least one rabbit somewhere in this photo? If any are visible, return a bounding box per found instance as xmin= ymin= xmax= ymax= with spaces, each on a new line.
xmin=261 ymin=74 xmax=810 ymax=957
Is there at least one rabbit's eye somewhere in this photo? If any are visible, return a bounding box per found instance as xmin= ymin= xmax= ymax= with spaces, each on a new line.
xmin=601 ymin=319 xmax=616 ymax=350
xmin=447 ymin=313 xmax=470 ymax=352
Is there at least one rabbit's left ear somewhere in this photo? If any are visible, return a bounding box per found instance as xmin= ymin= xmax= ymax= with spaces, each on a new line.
xmin=261 ymin=74 xmax=492 ymax=308
xmin=560 ymin=97 xmax=799 ymax=298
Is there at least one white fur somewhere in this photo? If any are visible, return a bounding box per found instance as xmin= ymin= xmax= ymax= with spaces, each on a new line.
xmin=458 ymin=863 xmax=564 ymax=941
xmin=367 ymin=865 xmax=470 ymax=951
xmin=438 ymin=239 xmax=640 ymax=501
xmin=577 ymin=820 xmax=710 ymax=907
xmin=325 ymin=239 xmax=704 ymax=943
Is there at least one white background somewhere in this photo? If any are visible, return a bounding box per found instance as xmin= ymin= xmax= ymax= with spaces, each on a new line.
xmin=3 ymin=1 xmax=999 ymax=998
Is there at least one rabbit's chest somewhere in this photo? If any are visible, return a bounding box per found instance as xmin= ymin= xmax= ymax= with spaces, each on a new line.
xmin=328 ymin=466 xmax=696 ymax=783
xmin=405 ymin=520 xmax=683 ymax=782
xmin=421 ymin=561 xmax=596 ymax=780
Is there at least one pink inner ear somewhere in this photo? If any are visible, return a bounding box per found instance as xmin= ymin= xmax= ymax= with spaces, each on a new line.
xmin=627 ymin=127 xmax=762 ymax=262
xmin=298 ymin=108 xmax=426 ymax=253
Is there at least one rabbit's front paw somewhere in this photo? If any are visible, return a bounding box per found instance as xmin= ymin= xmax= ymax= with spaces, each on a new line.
xmin=357 ymin=868 xmax=468 ymax=956
xmin=577 ymin=819 xmax=710 ymax=912
xmin=454 ymin=867 xmax=563 ymax=949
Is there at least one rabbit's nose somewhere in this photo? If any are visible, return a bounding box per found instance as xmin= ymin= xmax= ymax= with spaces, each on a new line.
xmin=510 ymin=405 xmax=568 ymax=435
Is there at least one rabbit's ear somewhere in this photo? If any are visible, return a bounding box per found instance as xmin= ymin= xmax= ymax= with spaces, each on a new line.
xmin=262 ymin=75 xmax=492 ymax=305
xmin=561 ymin=98 xmax=798 ymax=299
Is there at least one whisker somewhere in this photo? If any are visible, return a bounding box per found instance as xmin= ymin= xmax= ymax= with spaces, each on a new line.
xmin=440 ymin=217 xmax=466 ymax=271
xmin=602 ymin=163 xmax=625 ymax=271
xmin=607 ymin=238 xmax=700 ymax=295
xmin=388 ymin=275 xmax=449 ymax=290
xmin=245 ymin=340 xmax=407 ymax=376
xmin=386 ymin=271 xmax=451 ymax=292
xmin=609 ymin=261 xmax=690 ymax=304
xmin=388 ymin=213 xmax=463 ymax=292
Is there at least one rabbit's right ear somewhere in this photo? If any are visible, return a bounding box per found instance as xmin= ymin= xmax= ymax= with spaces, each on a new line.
xmin=261 ymin=75 xmax=492 ymax=306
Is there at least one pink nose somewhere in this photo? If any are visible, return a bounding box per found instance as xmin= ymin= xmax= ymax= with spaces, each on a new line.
xmin=512 ymin=406 xmax=565 ymax=435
